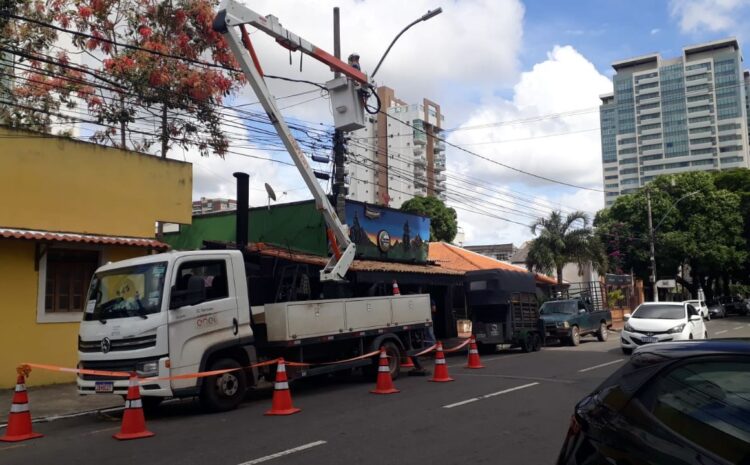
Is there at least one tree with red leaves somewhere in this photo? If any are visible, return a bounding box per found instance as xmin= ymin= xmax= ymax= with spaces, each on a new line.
xmin=2 ymin=0 xmax=244 ymax=158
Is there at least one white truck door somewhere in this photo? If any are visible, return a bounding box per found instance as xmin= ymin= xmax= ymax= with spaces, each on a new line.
xmin=167 ymin=254 xmax=240 ymax=384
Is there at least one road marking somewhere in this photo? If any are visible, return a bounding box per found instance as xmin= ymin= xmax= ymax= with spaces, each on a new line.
xmin=716 ymin=330 xmax=729 ymax=335
xmin=442 ymin=382 xmax=539 ymax=409
xmin=446 ymin=352 xmax=526 ymax=368
xmin=451 ymin=373 xmax=575 ymax=384
xmin=0 ymin=444 xmax=27 ymax=452
xmin=733 ymin=326 xmax=744 ymax=330
xmin=238 ymin=440 xmax=327 ymax=465
xmin=82 ymin=426 xmax=120 ymax=436
xmin=578 ymin=359 xmax=624 ymax=373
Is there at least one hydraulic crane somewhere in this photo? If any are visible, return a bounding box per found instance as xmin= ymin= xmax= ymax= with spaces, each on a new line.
xmin=213 ymin=1 xmax=371 ymax=282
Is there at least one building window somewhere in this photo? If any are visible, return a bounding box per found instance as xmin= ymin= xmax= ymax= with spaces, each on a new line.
xmin=38 ymin=248 xmax=100 ymax=323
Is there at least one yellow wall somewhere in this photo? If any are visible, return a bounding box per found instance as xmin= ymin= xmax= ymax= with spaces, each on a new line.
xmin=0 ymin=240 xmax=145 ymax=388
xmin=0 ymin=127 xmax=192 ymax=238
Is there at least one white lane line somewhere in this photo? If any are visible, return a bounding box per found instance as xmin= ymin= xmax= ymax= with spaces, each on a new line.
xmin=578 ymin=359 xmax=624 ymax=373
xmin=442 ymin=382 xmax=539 ymax=409
xmin=716 ymin=330 xmax=729 ymax=335
xmin=446 ymin=352 xmax=526 ymax=368
xmin=733 ymin=326 xmax=744 ymax=330
xmin=238 ymin=441 xmax=327 ymax=465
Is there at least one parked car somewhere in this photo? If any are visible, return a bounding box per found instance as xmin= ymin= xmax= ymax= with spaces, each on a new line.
xmin=540 ymin=298 xmax=612 ymax=346
xmin=721 ymin=296 xmax=748 ymax=316
xmin=557 ymin=339 xmax=750 ymax=465
xmin=708 ymin=302 xmax=727 ymax=319
xmin=685 ymin=299 xmax=710 ymax=320
xmin=621 ymin=302 xmax=707 ymax=355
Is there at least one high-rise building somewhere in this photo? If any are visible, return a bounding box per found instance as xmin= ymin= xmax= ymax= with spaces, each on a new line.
xmin=600 ymin=38 xmax=750 ymax=206
xmin=192 ymin=197 xmax=237 ymax=215
xmin=346 ymin=86 xmax=446 ymax=208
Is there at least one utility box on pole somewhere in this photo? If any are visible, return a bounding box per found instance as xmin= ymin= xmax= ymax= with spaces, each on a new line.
xmin=326 ymin=76 xmax=365 ymax=132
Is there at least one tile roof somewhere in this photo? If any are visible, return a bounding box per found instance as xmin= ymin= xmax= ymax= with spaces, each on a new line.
xmin=247 ymin=243 xmax=464 ymax=276
xmin=0 ymin=227 xmax=169 ymax=249
xmin=429 ymin=242 xmax=557 ymax=285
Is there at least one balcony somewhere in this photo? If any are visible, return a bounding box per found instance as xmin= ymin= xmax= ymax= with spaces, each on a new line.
xmin=686 ymin=97 xmax=712 ymax=108
xmin=414 ymin=155 xmax=427 ymax=166
xmin=637 ymin=106 xmax=661 ymax=116
xmin=436 ymin=173 xmax=447 ymax=183
xmin=634 ymin=75 xmax=659 ymax=85
xmin=413 ymin=145 xmax=424 ymax=155
xmin=638 ymin=127 xmax=662 ymax=136
xmin=434 ymin=140 xmax=446 ymax=152
xmin=434 ymin=161 xmax=446 ymax=172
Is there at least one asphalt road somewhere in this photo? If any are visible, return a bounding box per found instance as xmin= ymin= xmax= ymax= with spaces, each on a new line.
xmin=2 ymin=316 xmax=749 ymax=465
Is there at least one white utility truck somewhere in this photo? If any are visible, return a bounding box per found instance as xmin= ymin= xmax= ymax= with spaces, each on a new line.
xmin=77 ymin=250 xmax=431 ymax=411
xmin=78 ymin=1 xmax=434 ymax=411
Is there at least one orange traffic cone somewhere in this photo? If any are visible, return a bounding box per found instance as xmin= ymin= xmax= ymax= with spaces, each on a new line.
xmin=465 ymin=336 xmax=484 ymax=369
xmin=113 ymin=373 xmax=154 ymax=440
xmin=392 ymin=280 xmax=400 ymax=295
xmin=429 ymin=342 xmax=454 ymax=382
xmin=265 ymin=359 xmax=301 ymax=415
xmin=0 ymin=374 xmax=43 ymax=442
xmin=370 ymin=349 xmax=400 ymax=395
xmin=400 ymin=356 xmax=416 ymax=368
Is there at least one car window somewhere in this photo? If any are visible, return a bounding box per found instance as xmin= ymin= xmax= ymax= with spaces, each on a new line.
xmin=176 ymin=259 xmax=229 ymax=302
xmin=637 ymin=360 xmax=750 ymax=463
xmin=633 ymin=305 xmax=685 ymax=319
xmin=687 ymin=305 xmax=698 ymax=317
xmin=578 ymin=301 xmax=586 ymax=311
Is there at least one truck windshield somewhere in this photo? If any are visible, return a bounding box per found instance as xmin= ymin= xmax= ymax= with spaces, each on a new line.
xmin=540 ymin=301 xmax=577 ymax=315
xmin=83 ymin=262 xmax=167 ymax=321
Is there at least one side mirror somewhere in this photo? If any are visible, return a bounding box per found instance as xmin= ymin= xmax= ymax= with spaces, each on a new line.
xmin=170 ymin=276 xmax=206 ymax=309
xmin=690 ymin=314 xmax=702 ymax=322
xmin=579 ymin=309 xmax=586 ymax=314
xmin=623 ymin=313 xmax=631 ymax=321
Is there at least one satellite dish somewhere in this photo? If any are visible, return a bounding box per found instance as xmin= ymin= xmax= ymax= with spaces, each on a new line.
xmin=265 ymin=183 xmax=277 ymax=201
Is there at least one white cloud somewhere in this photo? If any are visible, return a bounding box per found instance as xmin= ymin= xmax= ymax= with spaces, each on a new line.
xmin=651 ymin=28 xmax=661 ymax=35
xmin=669 ymin=0 xmax=750 ymax=33
xmin=447 ymin=45 xmax=610 ymax=246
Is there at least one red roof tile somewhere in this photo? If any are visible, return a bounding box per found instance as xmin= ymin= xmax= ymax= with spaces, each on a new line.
xmin=0 ymin=227 xmax=169 ymax=249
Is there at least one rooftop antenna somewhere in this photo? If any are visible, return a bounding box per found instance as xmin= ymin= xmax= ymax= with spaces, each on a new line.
xmin=265 ymin=182 xmax=277 ymax=210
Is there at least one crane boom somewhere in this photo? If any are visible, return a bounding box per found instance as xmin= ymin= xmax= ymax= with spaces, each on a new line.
xmin=213 ymin=1 xmax=365 ymax=282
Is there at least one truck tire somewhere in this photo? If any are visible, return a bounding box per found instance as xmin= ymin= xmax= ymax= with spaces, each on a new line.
xmin=532 ymin=333 xmax=542 ymax=352
xmin=520 ymin=334 xmax=533 ymax=353
xmin=141 ymin=397 xmax=163 ymax=413
xmin=596 ymin=322 xmax=608 ymax=342
xmin=366 ymin=340 xmax=401 ymax=380
xmin=568 ymin=326 xmax=581 ymax=346
xmin=477 ymin=342 xmax=496 ymax=355
xmin=200 ymin=358 xmax=247 ymax=412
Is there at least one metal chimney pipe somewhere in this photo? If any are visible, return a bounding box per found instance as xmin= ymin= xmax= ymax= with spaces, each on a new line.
xmin=233 ymin=172 xmax=249 ymax=250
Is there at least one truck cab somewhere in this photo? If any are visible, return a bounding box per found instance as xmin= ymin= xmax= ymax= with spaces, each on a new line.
xmin=78 ymin=250 xmax=254 ymax=409
xmin=540 ymin=291 xmax=612 ymax=346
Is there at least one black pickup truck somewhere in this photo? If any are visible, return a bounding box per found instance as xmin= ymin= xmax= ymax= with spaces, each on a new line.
xmin=540 ymin=282 xmax=613 ymax=346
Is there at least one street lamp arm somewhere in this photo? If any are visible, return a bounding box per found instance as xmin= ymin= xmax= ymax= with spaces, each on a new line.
xmin=371 ymin=7 xmax=443 ymax=79
xmin=653 ymin=191 xmax=700 ymax=232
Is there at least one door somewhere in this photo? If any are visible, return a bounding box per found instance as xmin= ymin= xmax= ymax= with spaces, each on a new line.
xmin=167 ymin=255 xmax=240 ymax=384
xmin=686 ymin=304 xmax=704 ymax=339
xmin=577 ymin=300 xmax=593 ymax=333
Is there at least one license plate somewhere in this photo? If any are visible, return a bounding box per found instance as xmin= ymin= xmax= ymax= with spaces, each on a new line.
xmin=642 ymin=336 xmax=658 ymax=344
xmin=95 ymin=381 xmax=114 ymax=393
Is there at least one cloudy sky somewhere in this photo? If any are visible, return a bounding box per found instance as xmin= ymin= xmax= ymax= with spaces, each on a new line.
xmin=173 ymin=0 xmax=750 ymax=247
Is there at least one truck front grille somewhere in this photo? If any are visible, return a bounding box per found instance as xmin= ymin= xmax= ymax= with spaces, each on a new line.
xmin=78 ymin=335 xmax=157 ymax=353
xmin=79 ymin=357 xmax=160 ymax=381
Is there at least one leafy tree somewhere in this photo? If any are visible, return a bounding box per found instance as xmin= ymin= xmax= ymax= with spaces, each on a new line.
xmin=400 ymin=196 xmax=457 ymax=243
xmin=2 ymin=0 xmax=243 ymax=156
xmin=526 ymin=210 xmax=606 ymax=285
xmin=595 ymin=171 xmax=746 ymax=301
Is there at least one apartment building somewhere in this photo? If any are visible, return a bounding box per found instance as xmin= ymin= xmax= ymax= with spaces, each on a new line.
xmin=601 ymin=38 xmax=750 ymax=206
xmin=346 ymin=86 xmax=446 ymax=208
xmin=192 ymin=197 xmax=237 ymax=215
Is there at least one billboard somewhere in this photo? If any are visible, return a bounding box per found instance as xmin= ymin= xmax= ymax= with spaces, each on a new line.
xmin=345 ymin=201 xmax=430 ymax=263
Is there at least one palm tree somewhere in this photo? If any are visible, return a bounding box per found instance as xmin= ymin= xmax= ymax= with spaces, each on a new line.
xmin=526 ymin=210 xmax=606 ymax=285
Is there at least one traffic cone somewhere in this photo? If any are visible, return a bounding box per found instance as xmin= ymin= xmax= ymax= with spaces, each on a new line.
xmin=392 ymin=280 xmax=400 ymax=295
xmin=265 ymin=359 xmax=301 ymax=415
xmin=465 ymin=336 xmax=484 ymax=369
xmin=0 ymin=374 xmax=43 ymax=442
xmin=400 ymin=356 xmax=416 ymax=368
xmin=113 ymin=373 xmax=154 ymax=440
xmin=429 ymin=342 xmax=454 ymax=382
xmin=370 ymin=349 xmax=400 ymax=394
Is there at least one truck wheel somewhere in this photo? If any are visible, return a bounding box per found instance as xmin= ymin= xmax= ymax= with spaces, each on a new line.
xmin=596 ymin=322 xmax=608 ymax=342
xmin=141 ymin=397 xmax=163 ymax=414
xmin=569 ymin=326 xmax=580 ymax=346
xmin=520 ymin=334 xmax=533 ymax=353
xmin=532 ymin=333 xmax=542 ymax=351
xmin=477 ymin=342 xmax=496 ymax=355
xmin=200 ymin=358 xmax=246 ymax=413
xmin=366 ymin=341 xmax=401 ymax=380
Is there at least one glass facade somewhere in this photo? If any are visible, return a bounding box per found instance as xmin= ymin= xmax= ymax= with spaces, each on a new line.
xmin=601 ymin=41 xmax=750 ymax=206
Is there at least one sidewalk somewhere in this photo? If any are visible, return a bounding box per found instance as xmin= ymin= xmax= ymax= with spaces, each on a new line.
xmin=0 ymin=382 xmax=122 ymax=424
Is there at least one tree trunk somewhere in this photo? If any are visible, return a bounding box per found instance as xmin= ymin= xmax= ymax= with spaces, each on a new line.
xmin=556 ymin=264 xmax=564 ymax=285
xmin=119 ymin=94 xmax=126 ymax=149
xmin=160 ymin=104 xmax=168 ymax=158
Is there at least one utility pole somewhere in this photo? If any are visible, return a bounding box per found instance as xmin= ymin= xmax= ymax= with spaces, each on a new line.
xmin=332 ymin=7 xmax=347 ymax=222
xmin=647 ymin=190 xmax=658 ymax=302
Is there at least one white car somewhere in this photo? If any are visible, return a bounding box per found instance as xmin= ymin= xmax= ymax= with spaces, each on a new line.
xmin=685 ymin=299 xmax=710 ymax=320
xmin=621 ymin=302 xmax=708 ymax=355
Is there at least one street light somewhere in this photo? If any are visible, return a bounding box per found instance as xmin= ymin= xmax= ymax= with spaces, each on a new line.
xmin=647 ymin=190 xmax=700 ymax=302
xmin=370 ymin=7 xmax=443 ymax=79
